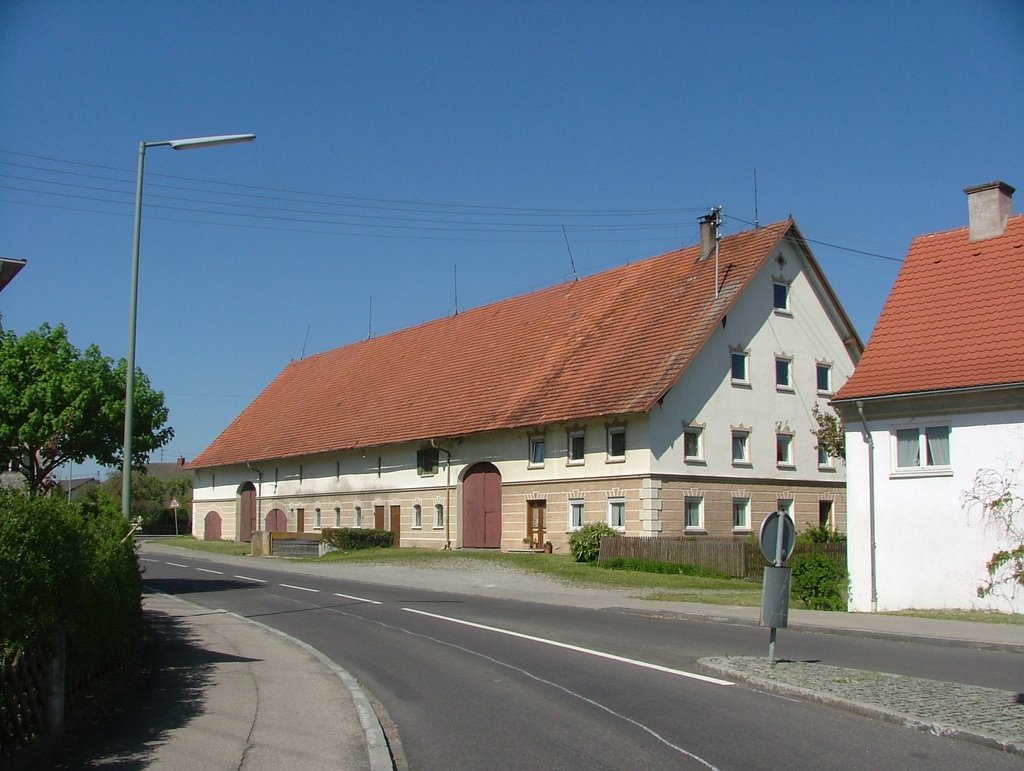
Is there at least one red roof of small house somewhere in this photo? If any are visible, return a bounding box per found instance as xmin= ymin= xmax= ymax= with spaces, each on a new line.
xmin=192 ymin=219 xmax=823 ymax=468
xmin=835 ymin=214 xmax=1024 ymax=402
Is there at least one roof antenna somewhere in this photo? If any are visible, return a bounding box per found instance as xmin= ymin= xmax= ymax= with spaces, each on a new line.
xmin=453 ymin=264 xmax=459 ymax=315
xmin=753 ymin=168 xmax=760 ymax=229
xmin=300 ymin=322 xmax=311 ymax=359
xmin=562 ymin=225 xmax=578 ymax=281
xmin=367 ymin=296 xmax=372 ymax=339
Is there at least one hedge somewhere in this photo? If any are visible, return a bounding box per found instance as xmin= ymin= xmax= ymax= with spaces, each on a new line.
xmin=320 ymin=527 xmax=395 ymax=551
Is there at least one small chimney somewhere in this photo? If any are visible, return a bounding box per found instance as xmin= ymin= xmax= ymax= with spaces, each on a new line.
xmin=698 ymin=210 xmax=719 ymax=261
xmin=176 ymin=456 xmax=186 ymax=467
xmin=964 ymin=181 xmax=1015 ymax=241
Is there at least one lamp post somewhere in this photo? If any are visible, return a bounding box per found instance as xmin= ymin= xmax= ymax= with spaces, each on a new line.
xmin=121 ymin=134 xmax=255 ymax=519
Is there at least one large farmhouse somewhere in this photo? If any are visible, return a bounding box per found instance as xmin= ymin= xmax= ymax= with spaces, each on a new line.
xmin=190 ymin=216 xmax=861 ymax=551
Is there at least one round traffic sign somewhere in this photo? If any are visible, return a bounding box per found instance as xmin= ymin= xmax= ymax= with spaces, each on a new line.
xmin=759 ymin=511 xmax=796 ymax=565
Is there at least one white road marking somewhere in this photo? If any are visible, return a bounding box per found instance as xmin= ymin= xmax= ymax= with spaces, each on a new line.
xmin=140 ymin=558 xmax=159 ymax=563
xmin=197 ymin=568 xmax=223 ymax=575
xmin=280 ymin=583 xmax=319 ymax=593
xmin=401 ymin=607 xmax=734 ymax=686
xmin=334 ymin=592 xmax=382 ymax=605
xmin=166 ymin=562 xmax=188 ymax=568
xmin=234 ymin=575 xmax=267 ymax=583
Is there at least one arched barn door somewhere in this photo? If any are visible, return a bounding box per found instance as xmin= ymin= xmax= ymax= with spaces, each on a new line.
xmin=239 ymin=482 xmax=256 ymax=542
xmin=266 ymin=508 xmax=287 ymax=532
xmin=204 ymin=511 xmax=222 ymax=541
xmin=462 ymin=462 xmax=502 ymax=548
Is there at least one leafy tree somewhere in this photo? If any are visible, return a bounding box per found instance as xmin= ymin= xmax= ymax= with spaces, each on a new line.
xmin=0 ymin=323 xmax=173 ymax=494
xmin=961 ymin=461 xmax=1024 ymax=602
xmin=102 ymin=471 xmax=168 ymax=524
xmin=811 ymin=403 xmax=846 ymax=461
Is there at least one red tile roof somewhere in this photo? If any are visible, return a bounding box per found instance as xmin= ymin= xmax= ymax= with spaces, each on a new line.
xmin=835 ymin=215 xmax=1024 ymax=402
xmin=192 ymin=220 xmax=800 ymax=468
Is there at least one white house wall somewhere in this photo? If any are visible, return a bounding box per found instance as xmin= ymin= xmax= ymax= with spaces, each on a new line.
xmin=845 ymin=408 xmax=1024 ymax=613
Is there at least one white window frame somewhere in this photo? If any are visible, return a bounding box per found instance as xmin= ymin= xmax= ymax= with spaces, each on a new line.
xmin=567 ymin=430 xmax=585 ymax=466
xmin=434 ymin=504 xmax=445 ymax=529
xmin=413 ymin=504 xmax=422 ymax=529
xmin=731 ymin=430 xmax=751 ymax=465
xmin=684 ymin=496 xmax=704 ymax=531
xmin=528 ymin=435 xmax=545 ymax=468
xmin=569 ymin=499 xmax=585 ymax=530
xmin=732 ymin=497 xmax=751 ymax=531
xmin=891 ymin=425 xmax=952 ymax=477
xmin=334 ymin=507 xmax=341 ymax=527
xmin=816 ymin=362 xmax=832 ymax=395
xmin=773 ymin=280 xmax=791 ymax=313
xmin=682 ymin=425 xmax=704 ymax=463
xmin=776 ymin=432 xmax=794 ymax=467
xmin=777 ymin=498 xmax=793 ymax=519
xmin=608 ymin=497 xmax=626 ymax=530
xmin=314 ymin=507 xmax=322 ymax=529
xmin=817 ymin=444 xmax=834 ymax=470
xmin=730 ymin=350 xmax=749 ymax=385
xmin=607 ymin=426 xmax=626 ymax=462
xmin=354 ymin=505 xmax=362 ymax=528
xmin=775 ymin=356 xmax=793 ymax=391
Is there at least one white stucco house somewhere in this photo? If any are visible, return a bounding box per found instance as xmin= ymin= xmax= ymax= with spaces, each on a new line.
xmin=190 ymin=216 xmax=861 ymax=551
xmin=834 ymin=181 xmax=1024 ymax=613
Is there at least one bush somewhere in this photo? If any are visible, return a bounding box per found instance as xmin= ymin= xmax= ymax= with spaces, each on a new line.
xmin=321 ymin=527 xmax=394 ymax=551
xmin=600 ymin=557 xmax=730 ymax=579
xmin=790 ymin=552 xmax=846 ymax=611
xmin=568 ymin=522 xmax=619 ymax=562
xmin=795 ymin=523 xmax=847 ymax=545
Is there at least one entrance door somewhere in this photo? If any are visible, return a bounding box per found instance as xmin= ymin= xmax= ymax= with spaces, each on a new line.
xmin=266 ymin=508 xmax=287 ymax=532
xmin=204 ymin=511 xmax=222 ymax=540
xmin=390 ymin=505 xmax=401 ymax=547
xmin=239 ymin=483 xmax=256 ymax=542
xmin=374 ymin=505 xmax=386 ymax=530
xmin=462 ymin=462 xmax=502 ymax=548
xmin=296 ymin=507 xmax=305 ymax=533
xmin=527 ymin=500 xmax=545 ymax=547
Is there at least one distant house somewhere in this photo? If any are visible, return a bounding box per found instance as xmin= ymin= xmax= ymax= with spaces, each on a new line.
xmin=0 ymin=257 xmax=27 ymax=294
xmin=190 ymin=217 xmax=861 ymax=549
xmin=834 ymin=181 xmax=1024 ymax=614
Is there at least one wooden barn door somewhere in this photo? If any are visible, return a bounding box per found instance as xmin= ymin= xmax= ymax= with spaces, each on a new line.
xmin=462 ymin=462 xmax=502 ymax=548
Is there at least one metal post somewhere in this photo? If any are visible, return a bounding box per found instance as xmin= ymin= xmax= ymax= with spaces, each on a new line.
xmin=121 ymin=140 xmax=146 ymax=519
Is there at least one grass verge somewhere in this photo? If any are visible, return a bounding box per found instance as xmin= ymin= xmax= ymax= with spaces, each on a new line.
xmin=153 ymin=535 xmax=251 ymax=556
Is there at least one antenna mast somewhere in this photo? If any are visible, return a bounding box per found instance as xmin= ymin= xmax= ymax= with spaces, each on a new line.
xmin=454 ymin=264 xmax=459 ymax=315
xmin=754 ymin=168 xmax=760 ymax=228
xmin=561 ymin=225 xmax=578 ymax=281
xmin=367 ymin=296 xmax=372 ymax=339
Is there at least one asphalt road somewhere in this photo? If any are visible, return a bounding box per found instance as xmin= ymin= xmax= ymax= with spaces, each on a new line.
xmin=141 ymin=553 xmax=1023 ymax=770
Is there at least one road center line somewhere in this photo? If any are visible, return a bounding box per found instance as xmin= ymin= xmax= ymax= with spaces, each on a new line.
xmin=334 ymin=592 xmax=382 ymax=605
xmin=280 ymin=583 xmax=319 ymax=593
xmin=139 ymin=558 xmax=159 ymax=563
xmin=165 ymin=562 xmax=188 ymax=568
xmin=234 ymin=575 xmax=267 ymax=583
xmin=197 ymin=568 xmax=223 ymax=575
xmin=401 ymin=607 xmax=734 ymax=686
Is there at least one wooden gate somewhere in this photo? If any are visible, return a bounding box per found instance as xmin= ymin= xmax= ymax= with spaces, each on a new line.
xmin=204 ymin=511 xmax=222 ymax=540
xmin=462 ymin=462 xmax=501 ymax=548
xmin=266 ymin=508 xmax=287 ymax=532
xmin=239 ymin=483 xmax=256 ymax=542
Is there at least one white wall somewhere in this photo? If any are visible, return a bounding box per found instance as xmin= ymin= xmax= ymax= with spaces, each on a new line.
xmin=846 ymin=409 xmax=1024 ymax=613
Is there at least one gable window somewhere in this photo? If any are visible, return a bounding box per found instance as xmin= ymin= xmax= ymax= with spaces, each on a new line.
xmin=684 ymin=497 xmax=704 ymax=531
xmin=773 ymin=281 xmax=790 ymax=312
xmin=816 ymin=363 xmax=832 ymax=395
xmin=417 ymin=447 xmax=439 ymax=476
xmin=529 ymin=435 xmax=545 ymax=467
xmin=730 ymin=351 xmax=749 ymax=384
xmin=776 ymin=433 xmax=794 ymax=466
xmin=732 ymin=498 xmax=751 ymax=530
xmin=569 ymin=499 xmax=585 ymax=530
xmin=567 ymin=431 xmax=585 ymax=465
xmin=434 ymin=504 xmax=444 ymax=528
xmin=354 ymin=505 xmax=362 ymax=528
xmin=608 ymin=498 xmax=625 ymax=530
xmin=775 ymin=357 xmax=792 ymax=390
xmin=731 ymin=430 xmax=751 ymax=465
xmin=894 ymin=426 xmax=951 ymax=474
xmin=607 ymin=426 xmax=626 ymax=461
xmin=413 ymin=504 xmax=422 ymax=529
xmin=683 ymin=426 xmax=704 ymax=462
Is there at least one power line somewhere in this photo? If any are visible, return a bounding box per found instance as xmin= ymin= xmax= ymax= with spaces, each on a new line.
xmin=723 ymin=214 xmax=903 ymax=263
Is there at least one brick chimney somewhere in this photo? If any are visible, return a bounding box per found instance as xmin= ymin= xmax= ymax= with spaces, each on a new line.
xmin=964 ymin=181 xmax=1015 ymax=241
xmin=698 ymin=210 xmax=719 ymax=261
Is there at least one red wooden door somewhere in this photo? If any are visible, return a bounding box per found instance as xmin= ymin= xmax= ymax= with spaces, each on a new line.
xmin=266 ymin=508 xmax=287 ymax=532
xmin=463 ymin=463 xmax=501 ymax=548
xmin=239 ymin=483 xmax=256 ymax=542
xmin=374 ymin=505 xmax=386 ymax=530
xmin=204 ymin=511 xmax=222 ymax=541
xmin=390 ymin=505 xmax=401 ymax=547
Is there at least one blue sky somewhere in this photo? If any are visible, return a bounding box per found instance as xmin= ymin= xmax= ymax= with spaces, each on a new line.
xmin=1 ymin=1 xmax=1022 ymax=478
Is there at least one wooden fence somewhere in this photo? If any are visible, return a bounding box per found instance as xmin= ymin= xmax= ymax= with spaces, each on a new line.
xmin=597 ymin=536 xmax=846 ymax=580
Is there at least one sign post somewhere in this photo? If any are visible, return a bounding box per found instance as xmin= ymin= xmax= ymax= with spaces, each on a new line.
xmin=758 ymin=510 xmax=795 ymax=664
xmin=170 ymin=497 xmax=180 ymax=536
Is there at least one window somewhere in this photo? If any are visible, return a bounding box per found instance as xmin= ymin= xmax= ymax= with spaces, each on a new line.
xmin=731 ymin=430 xmax=750 ymax=464
xmin=683 ymin=427 xmax=704 ymax=461
xmin=314 ymin=507 xmax=322 ymax=529
xmin=528 ymin=435 xmax=545 ymax=467
xmin=568 ymin=431 xmax=585 ymax=464
xmin=607 ymin=427 xmax=626 ymax=460
xmin=434 ymin=504 xmax=444 ymax=528
xmin=895 ymin=426 xmax=951 ymax=471
xmin=608 ymin=498 xmax=625 ymax=529
xmin=413 ymin=504 xmax=422 ymax=528
xmin=684 ymin=497 xmax=704 ymax=530
xmin=776 ymin=433 xmax=794 ymax=466
xmin=417 ymin=447 xmax=439 ymax=476
xmin=773 ymin=281 xmax=789 ymax=311
xmin=569 ymin=499 xmax=585 ymax=529
xmin=334 ymin=507 xmax=341 ymax=527
xmin=354 ymin=505 xmax=362 ymax=528
xmin=816 ymin=363 xmax=832 ymax=394
xmin=732 ymin=498 xmax=751 ymax=530
xmin=730 ymin=351 xmax=749 ymax=383
xmin=817 ymin=444 xmax=833 ymax=468
xmin=777 ymin=499 xmax=793 ymax=519
xmin=818 ymin=500 xmax=833 ymax=529
xmin=775 ymin=357 xmax=792 ymax=389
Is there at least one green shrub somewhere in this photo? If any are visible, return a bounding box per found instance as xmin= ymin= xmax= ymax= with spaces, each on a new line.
xmin=568 ymin=522 xmax=619 ymax=562
xmin=600 ymin=557 xmax=730 ymax=579
xmin=321 ymin=527 xmax=394 ymax=551
xmin=790 ymin=552 xmax=846 ymax=611
xmin=795 ymin=523 xmax=847 ymax=545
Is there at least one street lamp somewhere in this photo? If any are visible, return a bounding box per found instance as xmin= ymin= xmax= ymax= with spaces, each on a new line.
xmin=121 ymin=133 xmax=255 ymax=519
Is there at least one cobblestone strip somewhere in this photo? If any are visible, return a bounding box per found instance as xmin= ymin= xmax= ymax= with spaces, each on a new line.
xmin=700 ymin=656 xmax=1024 ymax=757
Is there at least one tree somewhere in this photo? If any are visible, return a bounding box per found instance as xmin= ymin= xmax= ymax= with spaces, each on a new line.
xmin=961 ymin=461 xmax=1024 ymax=601
xmin=811 ymin=403 xmax=846 ymax=461
xmin=0 ymin=323 xmax=173 ymax=494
